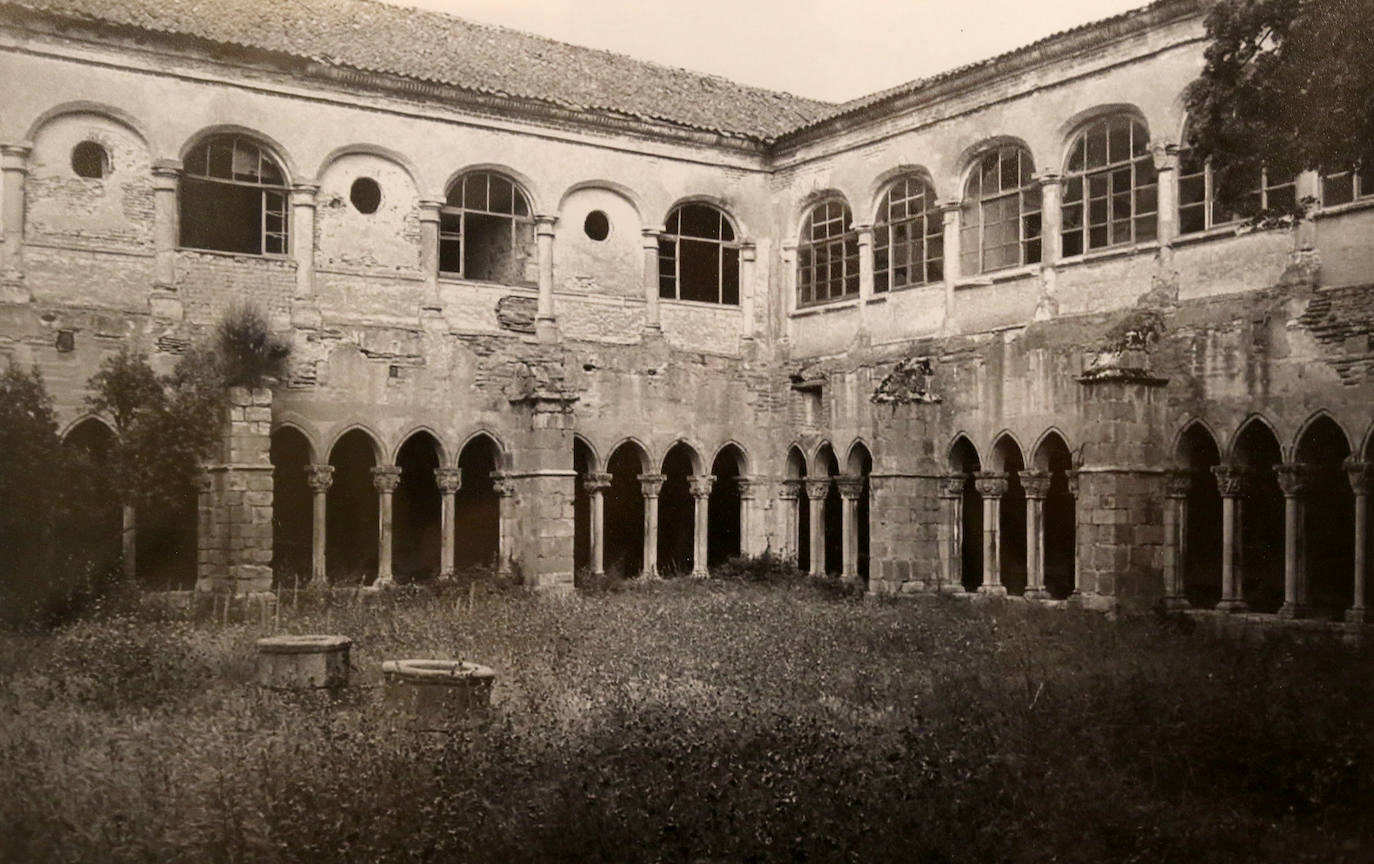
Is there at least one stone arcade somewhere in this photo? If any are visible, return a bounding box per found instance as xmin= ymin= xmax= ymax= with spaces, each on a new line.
xmin=2 ymin=0 xmax=1371 ymax=620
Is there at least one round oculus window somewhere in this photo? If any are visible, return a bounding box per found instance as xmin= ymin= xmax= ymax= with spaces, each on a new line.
xmin=71 ymin=141 xmax=110 ymax=179
xmin=350 ymin=177 xmax=382 ymax=214
xmin=583 ymin=210 xmax=610 ymax=241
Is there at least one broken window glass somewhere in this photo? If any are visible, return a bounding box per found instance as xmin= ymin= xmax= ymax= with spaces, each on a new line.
xmin=438 ymin=171 xmax=535 ymax=285
xmin=658 ymin=203 xmax=741 ymax=305
xmin=179 ymin=135 xmax=289 ymax=256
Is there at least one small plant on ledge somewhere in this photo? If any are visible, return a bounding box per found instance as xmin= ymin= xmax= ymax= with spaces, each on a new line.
xmin=215 ymin=303 xmax=291 ymax=389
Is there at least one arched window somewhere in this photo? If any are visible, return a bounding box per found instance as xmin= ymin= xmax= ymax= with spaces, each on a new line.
xmin=180 ymin=135 xmax=288 ymax=255
xmin=874 ymin=176 xmax=942 ymax=291
xmin=1062 ymin=117 xmax=1156 ymax=255
xmin=1178 ymin=120 xmax=1297 ymax=234
xmin=959 ymin=145 xmax=1041 ymax=274
xmin=658 ymin=203 xmax=740 ymax=305
xmin=440 ymin=171 xmax=535 ymax=284
xmin=797 ymin=199 xmax=858 ymax=307
xmin=1320 ymin=164 xmax=1373 ymax=207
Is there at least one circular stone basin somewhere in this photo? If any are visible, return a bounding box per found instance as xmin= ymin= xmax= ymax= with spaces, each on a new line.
xmin=382 ymin=659 xmax=495 ymax=728
xmin=255 ymin=634 xmax=352 ymax=689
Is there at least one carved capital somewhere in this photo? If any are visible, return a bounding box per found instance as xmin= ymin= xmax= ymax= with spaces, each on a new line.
xmin=490 ymin=472 xmax=516 ymax=498
xmin=417 ymin=198 xmax=444 ymax=223
xmin=1211 ymin=465 xmax=1248 ymax=498
xmin=939 ymin=473 xmax=967 ymax=499
xmin=371 ymin=465 xmax=402 ymax=493
xmin=1275 ymin=463 xmax=1312 ymax=498
xmin=1165 ymin=469 xmax=1193 ymax=499
xmin=1019 ymin=470 xmax=1052 ymax=499
xmin=433 ymin=467 xmax=462 ymax=494
xmin=974 ymin=472 xmax=1008 ymax=499
xmin=582 ymin=471 xmax=612 ymax=494
xmin=1035 ymin=170 xmax=1063 ymax=188
xmin=305 ymin=464 xmax=335 ymax=493
xmin=735 ymin=475 xmax=761 ymax=500
xmin=777 ymin=478 xmax=801 ymax=501
xmin=535 ymin=214 xmax=558 ymax=236
xmin=1149 ymin=139 xmax=1179 ymax=172
xmin=689 ymin=475 xmax=715 ymax=499
xmin=1344 ymin=460 xmax=1372 ymax=497
xmin=638 ymin=472 xmax=666 ymax=498
xmin=804 ymin=478 xmax=832 ymax=500
xmin=836 ymin=476 xmax=864 ymax=500
xmin=196 ymin=470 xmax=214 ymax=494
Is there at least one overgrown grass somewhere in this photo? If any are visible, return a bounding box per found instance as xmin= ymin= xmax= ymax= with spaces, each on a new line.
xmin=1 ymin=579 xmax=1371 ymax=862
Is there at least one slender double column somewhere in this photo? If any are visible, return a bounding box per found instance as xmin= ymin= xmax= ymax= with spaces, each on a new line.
xmin=1020 ymin=471 xmax=1051 ymax=600
xmin=434 ymin=468 xmax=461 ymax=580
xmin=306 ymin=464 xmax=334 ymax=585
xmin=1212 ymin=465 xmax=1248 ymax=612
xmin=1276 ymin=463 xmax=1312 ymax=619
xmin=974 ymin=472 xmax=1008 ymax=596
xmin=938 ymin=474 xmax=967 ymax=591
xmin=1161 ymin=470 xmax=1192 ymax=609
xmin=371 ymin=466 xmax=402 ymax=587
xmin=736 ymin=476 xmax=760 ymax=557
xmin=778 ymin=479 xmax=801 ymax=562
xmin=1345 ymin=460 xmax=1371 ymax=623
xmin=837 ymin=476 xmax=863 ymax=583
xmin=689 ymin=475 xmax=714 ymax=578
xmin=638 ymin=473 xmax=665 ymax=578
xmin=582 ymin=472 xmax=612 ymax=577
xmin=491 ymin=473 xmax=515 ymax=575
xmin=804 ymin=478 xmax=831 ymax=577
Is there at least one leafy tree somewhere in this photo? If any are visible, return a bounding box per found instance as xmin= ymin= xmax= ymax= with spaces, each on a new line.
xmin=0 ymin=366 xmax=118 ymax=626
xmin=1184 ymin=0 xmax=1374 ymax=217
xmin=216 ymin=303 xmax=291 ymax=388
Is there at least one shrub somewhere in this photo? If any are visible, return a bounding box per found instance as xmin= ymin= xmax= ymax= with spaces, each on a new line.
xmin=215 ymin=303 xmax=290 ymax=388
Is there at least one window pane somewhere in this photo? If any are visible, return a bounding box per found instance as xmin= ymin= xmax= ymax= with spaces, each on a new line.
xmin=489 ymin=176 xmax=513 ymax=214
xmin=679 ymin=238 xmax=719 ymax=303
xmin=463 ymin=174 xmax=486 ymax=211
xmin=1086 ymin=126 xmax=1108 ymax=169
xmin=1179 ymin=203 xmax=1205 ymax=235
xmin=722 ymin=246 xmax=739 ymax=305
xmin=1108 ymin=120 xmax=1130 ymax=164
xmin=1323 ymin=173 xmax=1355 ymax=206
xmin=1063 ymin=230 xmax=1083 ymax=258
xmin=680 ymin=204 xmax=722 ymax=240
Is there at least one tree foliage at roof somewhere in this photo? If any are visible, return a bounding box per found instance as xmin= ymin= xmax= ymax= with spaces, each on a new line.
xmin=1184 ymin=0 xmax=1374 ymax=216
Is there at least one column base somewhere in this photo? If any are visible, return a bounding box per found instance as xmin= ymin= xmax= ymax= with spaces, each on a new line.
xmin=1024 ymin=588 xmax=1051 ymax=601
xmin=976 ymin=584 xmax=1008 ymax=598
xmin=1159 ymin=595 xmax=1192 ymax=611
xmin=535 ymin=317 xmax=560 ymax=344
xmin=1345 ymin=607 xmax=1367 ymax=624
xmin=1277 ymin=602 xmax=1312 ymax=619
xmin=641 ymin=324 xmax=664 ymax=341
xmin=1215 ymin=598 xmax=1249 ymax=613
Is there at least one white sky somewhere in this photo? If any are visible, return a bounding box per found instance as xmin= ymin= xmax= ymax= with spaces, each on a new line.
xmin=379 ymin=0 xmax=1150 ymax=103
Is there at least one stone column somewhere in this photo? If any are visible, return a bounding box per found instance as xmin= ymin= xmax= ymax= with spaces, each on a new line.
xmin=1150 ymin=142 xmax=1179 ymax=248
xmin=689 ymin=475 xmax=714 ymax=578
xmin=371 ymin=466 xmax=402 ymax=587
xmin=535 ymin=214 xmax=558 ymax=343
xmin=583 ymin=472 xmax=612 ymax=576
xmin=780 ymin=241 xmax=797 ymax=346
xmin=290 ymin=183 xmax=318 ymax=302
xmin=1037 ymin=172 xmax=1063 ymax=264
xmin=1 ymin=143 xmax=30 ymax=279
xmin=805 ymin=478 xmax=830 ymax=577
xmin=641 ymin=227 xmax=663 ymax=337
xmin=937 ymin=201 xmax=960 ymax=332
xmin=121 ymin=504 xmax=137 ymax=581
xmin=938 ymin=474 xmax=966 ymax=592
xmin=194 ymin=470 xmax=213 ymax=592
xmin=778 ymin=479 xmax=801 ymax=561
xmin=306 ymin=464 xmax=334 ymax=586
xmin=1162 ymin=470 xmax=1192 ymax=609
xmin=1066 ymin=469 xmax=1081 ymax=598
xmin=1212 ymin=466 xmax=1248 ymax=612
xmin=736 ymin=476 xmax=760 ymax=557
xmin=418 ymin=198 xmax=442 ymax=297
xmin=1020 ymin=471 xmax=1051 ymax=600
xmin=854 ymin=223 xmax=874 ymax=336
xmin=1276 ymin=463 xmax=1312 ymax=619
xmin=491 ymin=473 xmax=516 ymax=576
xmin=1345 ymin=460 xmax=1370 ymax=623
xmin=433 ymin=467 xmax=461 ymax=580
xmin=837 ymin=476 xmax=863 ymax=583
xmin=151 ymin=160 xmax=181 ymax=290
xmin=739 ymin=242 xmax=757 ymax=341
xmin=974 ymin=473 xmax=1008 ymax=596
xmin=639 ymin=473 xmax=665 ymax=578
